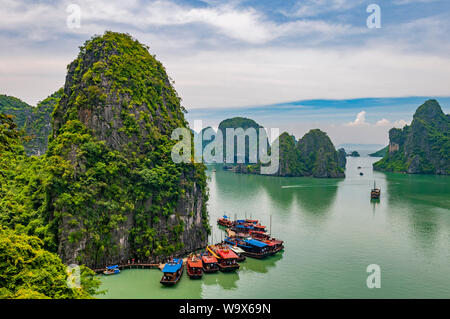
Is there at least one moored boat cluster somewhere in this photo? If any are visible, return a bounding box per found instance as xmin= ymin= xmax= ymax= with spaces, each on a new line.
xmin=103 ymin=215 xmax=284 ymax=286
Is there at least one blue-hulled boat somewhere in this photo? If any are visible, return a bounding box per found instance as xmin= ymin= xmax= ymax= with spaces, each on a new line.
xmin=103 ymin=265 xmax=120 ymax=275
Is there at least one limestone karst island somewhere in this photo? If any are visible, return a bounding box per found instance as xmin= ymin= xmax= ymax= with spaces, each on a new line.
xmin=1 ymin=0 xmax=450 ymax=306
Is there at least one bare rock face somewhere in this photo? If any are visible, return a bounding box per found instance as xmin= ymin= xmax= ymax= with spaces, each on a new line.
xmin=46 ymin=32 xmax=209 ymax=268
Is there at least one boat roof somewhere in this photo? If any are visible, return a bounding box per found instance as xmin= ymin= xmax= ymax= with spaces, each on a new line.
xmin=227 ymin=245 xmax=245 ymax=254
xmin=162 ymin=258 xmax=182 ymax=273
xmin=245 ymin=238 xmax=268 ymax=248
xmin=217 ymin=248 xmax=238 ymax=259
xmin=188 ymin=258 xmax=203 ymax=268
xmin=107 ymin=265 xmax=119 ymax=269
xmin=202 ymin=255 xmax=217 ymax=263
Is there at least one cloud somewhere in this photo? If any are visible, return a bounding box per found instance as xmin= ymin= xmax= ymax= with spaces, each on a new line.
xmin=375 ymin=118 xmax=409 ymax=127
xmin=284 ymin=0 xmax=364 ymax=18
xmin=345 ymin=112 xmax=409 ymax=129
xmin=345 ymin=111 xmax=368 ymax=126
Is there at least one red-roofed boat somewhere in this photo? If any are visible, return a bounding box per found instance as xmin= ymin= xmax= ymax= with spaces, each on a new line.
xmin=208 ymin=244 xmax=240 ymax=272
xmin=217 ymin=215 xmax=233 ymax=227
xmin=186 ymin=255 xmax=203 ymax=279
xmin=201 ymin=251 xmax=219 ymax=273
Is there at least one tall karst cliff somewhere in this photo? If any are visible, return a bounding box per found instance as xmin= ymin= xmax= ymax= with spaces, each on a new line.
xmin=45 ymin=32 xmax=209 ymax=267
xmin=373 ymin=99 xmax=449 ymax=174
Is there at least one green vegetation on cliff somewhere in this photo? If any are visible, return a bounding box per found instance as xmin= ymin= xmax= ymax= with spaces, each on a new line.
xmin=373 ymin=99 xmax=449 ymax=174
xmin=237 ymin=128 xmax=345 ymax=178
xmin=0 ymin=226 xmax=100 ymax=299
xmin=1 ymin=31 xmax=210 ymax=287
xmin=0 ymin=90 xmax=62 ymax=155
xmin=218 ymin=117 xmax=268 ymax=164
xmin=0 ymin=114 xmax=101 ymax=299
xmin=45 ymin=32 xmax=209 ymax=267
xmin=369 ymin=146 xmax=388 ymax=157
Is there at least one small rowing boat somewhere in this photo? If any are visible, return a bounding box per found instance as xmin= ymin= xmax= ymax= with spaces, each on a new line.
xmin=103 ymin=265 xmax=120 ymax=275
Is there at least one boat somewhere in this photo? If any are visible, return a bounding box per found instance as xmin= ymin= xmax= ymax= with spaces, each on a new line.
xmin=208 ymin=245 xmax=240 ymax=272
xmin=248 ymin=231 xmax=284 ymax=255
xmin=186 ymin=255 xmax=203 ymax=279
xmin=225 ymin=244 xmax=246 ymax=262
xmin=224 ymin=236 xmax=271 ymax=259
xmin=233 ymin=219 xmax=267 ymax=232
xmin=160 ymin=258 xmax=183 ymax=286
xmin=371 ymin=181 xmax=381 ymax=200
xmin=217 ymin=215 xmax=233 ymax=227
xmin=201 ymin=251 xmax=219 ymax=273
xmin=103 ymin=265 xmax=120 ymax=275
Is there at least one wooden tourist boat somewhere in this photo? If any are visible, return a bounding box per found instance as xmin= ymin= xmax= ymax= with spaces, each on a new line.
xmin=208 ymin=245 xmax=240 ymax=272
xmin=186 ymin=255 xmax=203 ymax=279
xmin=217 ymin=215 xmax=233 ymax=227
xmin=371 ymin=181 xmax=381 ymax=200
xmin=224 ymin=236 xmax=270 ymax=259
xmin=103 ymin=265 xmax=120 ymax=275
xmin=201 ymin=251 xmax=219 ymax=273
xmin=160 ymin=258 xmax=183 ymax=286
xmin=226 ymin=244 xmax=246 ymax=262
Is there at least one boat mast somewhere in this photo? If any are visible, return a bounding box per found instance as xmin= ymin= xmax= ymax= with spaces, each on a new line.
xmin=270 ymin=214 xmax=272 ymax=236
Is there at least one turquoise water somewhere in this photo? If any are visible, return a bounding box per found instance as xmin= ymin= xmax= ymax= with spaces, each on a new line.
xmin=99 ymin=157 xmax=450 ymax=298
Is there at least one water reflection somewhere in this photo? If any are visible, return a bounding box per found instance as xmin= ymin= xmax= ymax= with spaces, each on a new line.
xmin=291 ymin=180 xmax=341 ymax=217
xmin=202 ymin=271 xmax=240 ymax=290
xmin=384 ymin=172 xmax=449 ymax=252
xmin=239 ymin=252 xmax=283 ymax=274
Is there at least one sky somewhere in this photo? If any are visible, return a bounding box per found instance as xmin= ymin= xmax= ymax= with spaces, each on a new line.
xmin=1 ymin=0 xmax=450 ymax=145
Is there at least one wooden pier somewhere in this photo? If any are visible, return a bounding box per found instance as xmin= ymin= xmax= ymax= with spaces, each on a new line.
xmin=93 ymin=263 xmax=161 ymax=274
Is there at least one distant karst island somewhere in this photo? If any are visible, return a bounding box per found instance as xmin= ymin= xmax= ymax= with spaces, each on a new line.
xmin=373 ymin=99 xmax=449 ymax=175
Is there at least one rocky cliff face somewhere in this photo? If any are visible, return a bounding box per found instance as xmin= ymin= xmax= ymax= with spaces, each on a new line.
xmin=218 ymin=117 xmax=268 ymax=164
xmin=337 ymin=148 xmax=347 ymax=169
xmin=46 ymin=32 xmax=208 ymax=268
xmin=0 ymin=91 xmax=60 ymax=156
xmin=373 ymin=99 xmax=449 ymax=174
xmin=237 ymin=129 xmax=345 ymax=178
xmin=297 ymin=129 xmax=345 ymax=178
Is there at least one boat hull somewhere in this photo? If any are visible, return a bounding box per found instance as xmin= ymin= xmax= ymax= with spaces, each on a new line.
xmin=160 ymin=267 xmax=183 ymax=285
xmin=187 ymin=268 xmax=203 ymax=279
xmin=203 ymin=266 xmax=219 ymax=273
xmin=218 ymin=264 xmax=240 ymax=272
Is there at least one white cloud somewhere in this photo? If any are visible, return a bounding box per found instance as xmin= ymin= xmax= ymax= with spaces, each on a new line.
xmin=375 ymin=118 xmax=409 ymax=127
xmin=285 ymin=0 xmax=364 ymax=18
xmin=345 ymin=111 xmax=368 ymax=126
xmin=375 ymin=118 xmax=390 ymax=126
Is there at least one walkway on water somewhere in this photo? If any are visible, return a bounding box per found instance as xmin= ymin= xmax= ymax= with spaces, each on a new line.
xmin=93 ymin=263 xmax=162 ymax=273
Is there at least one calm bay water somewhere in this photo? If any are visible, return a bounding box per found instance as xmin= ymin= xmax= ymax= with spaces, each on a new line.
xmin=99 ymin=157 xmax=450 ymax=298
